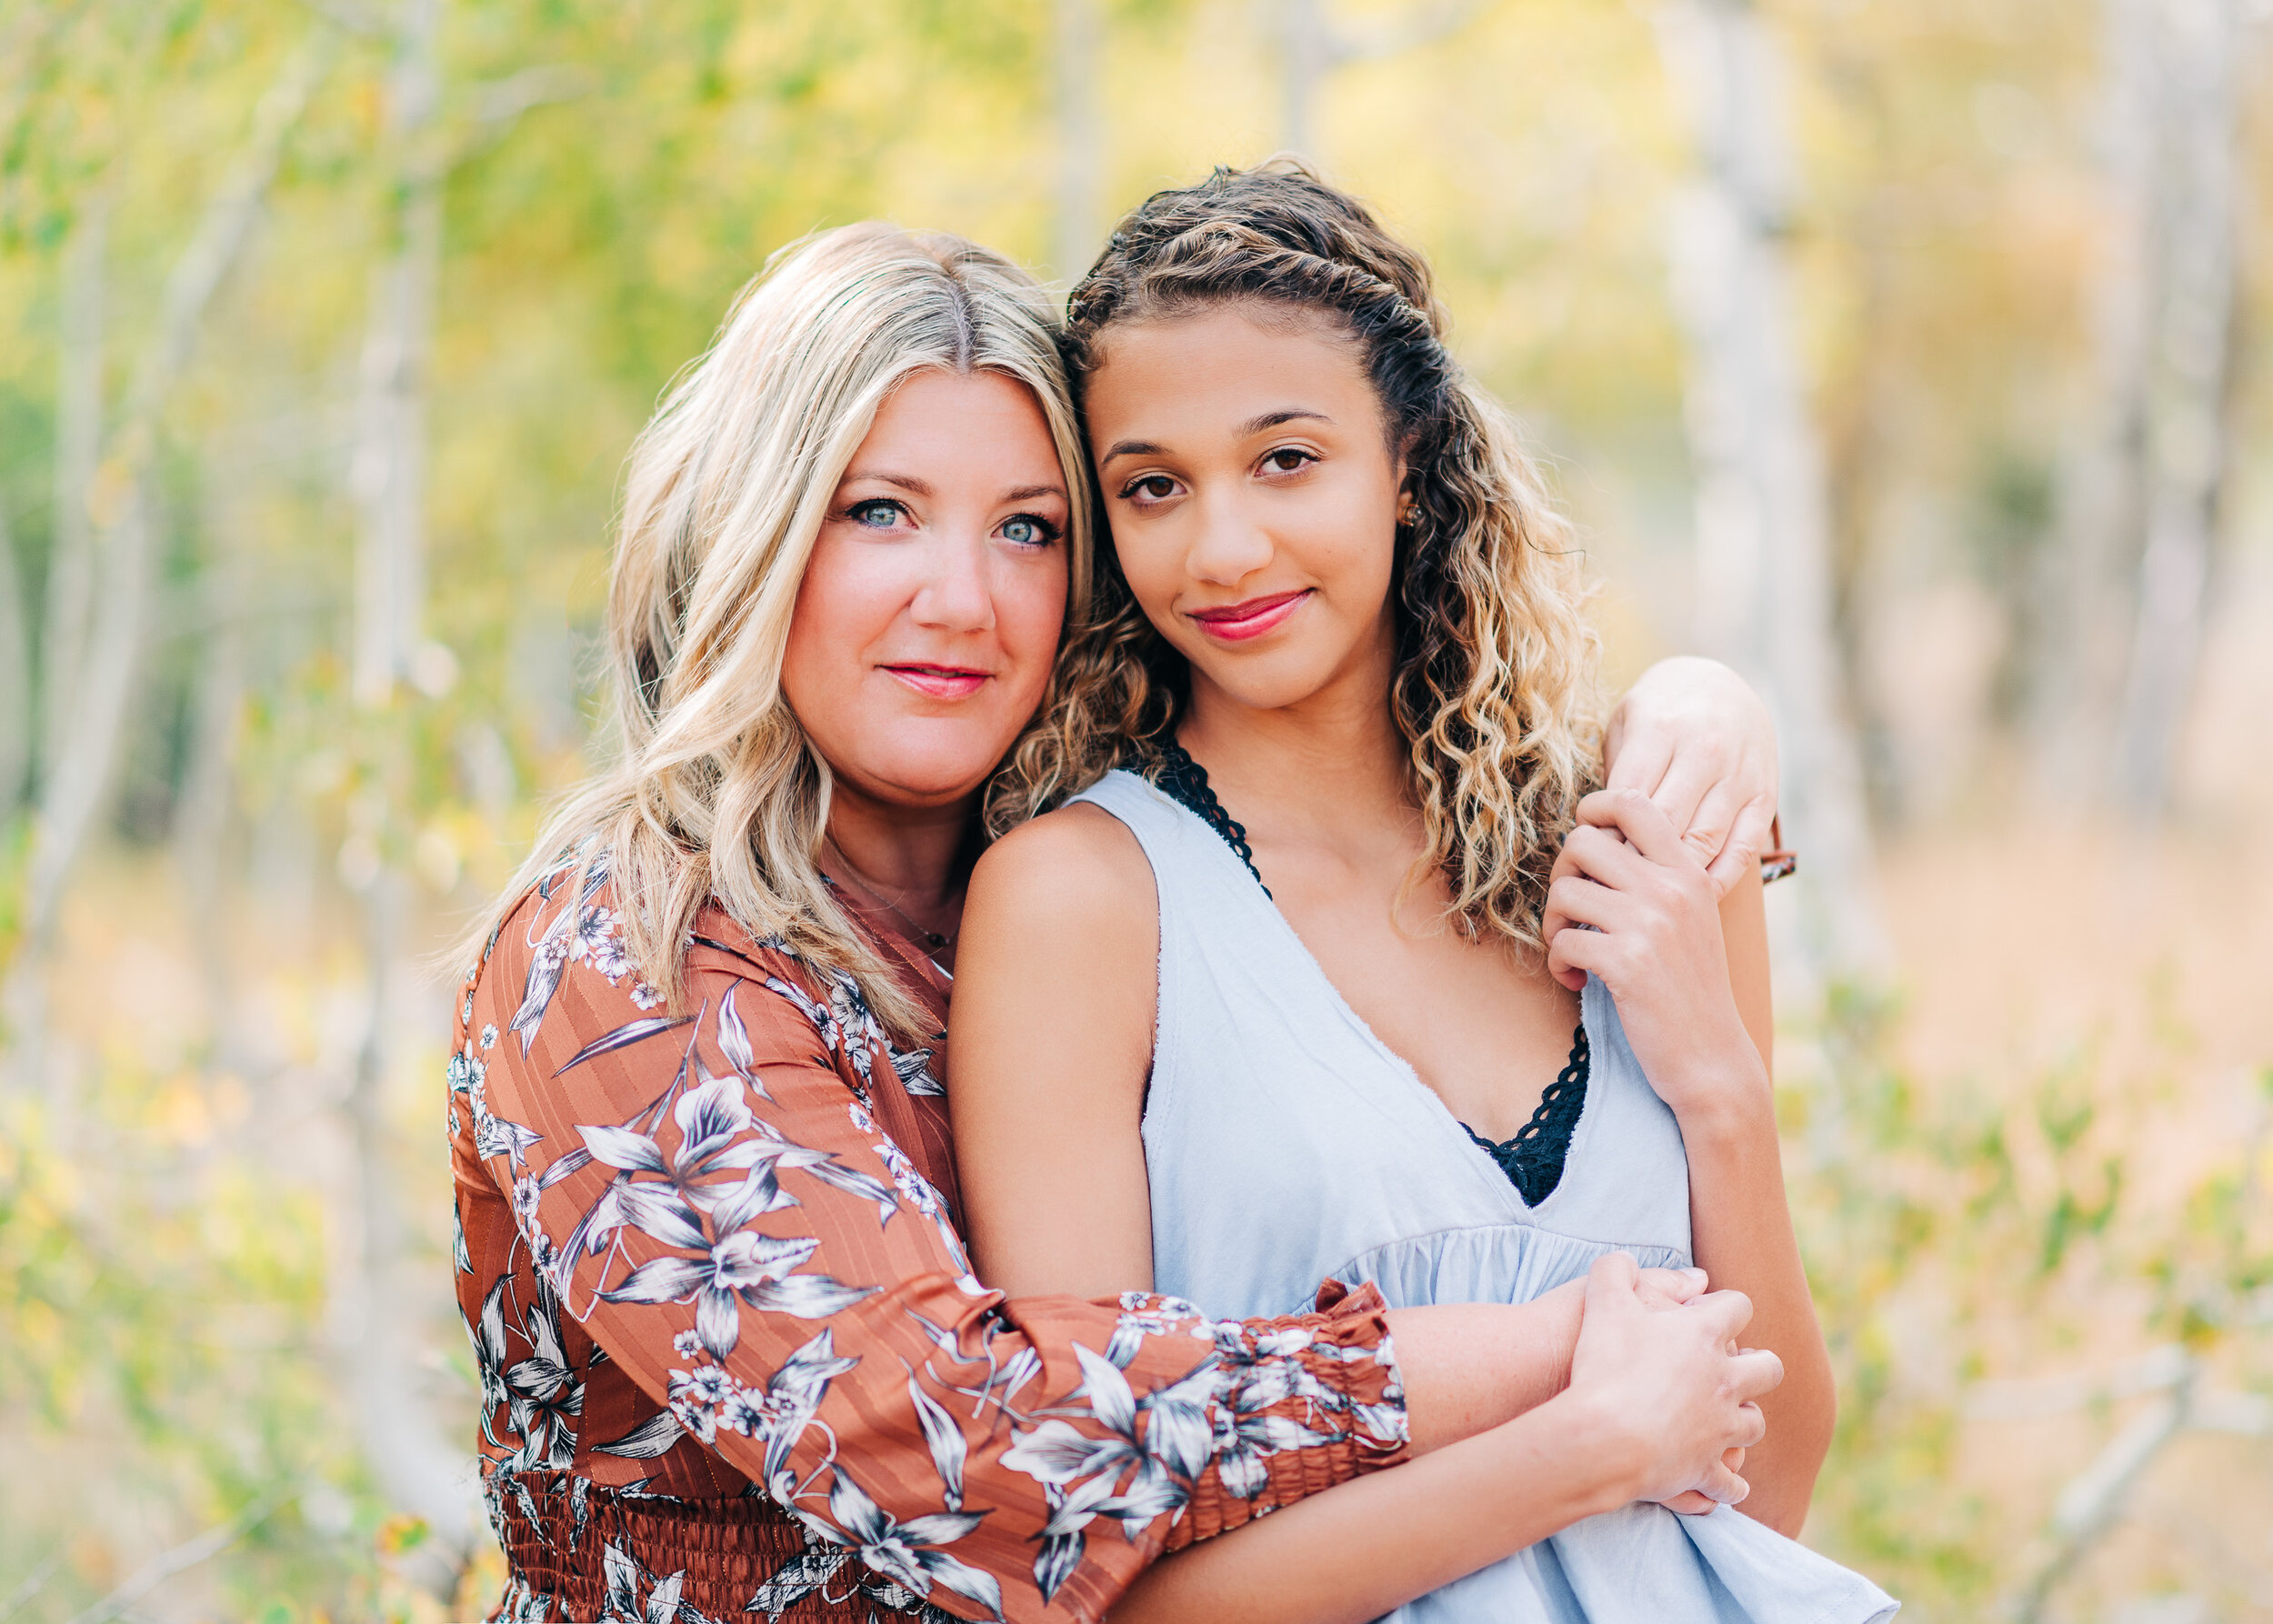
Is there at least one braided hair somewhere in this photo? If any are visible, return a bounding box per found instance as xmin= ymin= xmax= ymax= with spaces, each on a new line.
xmin=986 ymin=160 xmax=1602 ymax=953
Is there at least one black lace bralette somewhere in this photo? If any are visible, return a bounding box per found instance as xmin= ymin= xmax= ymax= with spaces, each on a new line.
xmin=1146 ymin=742 xmax=1588 ymax=1204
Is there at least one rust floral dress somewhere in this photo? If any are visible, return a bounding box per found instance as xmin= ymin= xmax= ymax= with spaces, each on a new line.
xmin=449 ymin=847 xmax=1413 ymax=1624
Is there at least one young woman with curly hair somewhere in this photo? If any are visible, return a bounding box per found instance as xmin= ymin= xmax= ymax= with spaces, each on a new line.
xmin=950 ymin=165 xmax=1896 ymax=1622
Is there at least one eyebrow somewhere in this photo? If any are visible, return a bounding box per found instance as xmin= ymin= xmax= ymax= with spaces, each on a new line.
xmin=1099 ymin=410 xmax=1334 ymax=466
xmin=842 ymin=471 xmax=932 ymax=496
xmin=840 ymin=473 xmax=1066 ymax=505
xmin=1242 ymin=409 xmax=1332 ymax=435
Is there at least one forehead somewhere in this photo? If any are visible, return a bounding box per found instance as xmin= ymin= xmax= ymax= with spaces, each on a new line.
xmin=1084 ymin=306 xmax=1372 ymax=426
xmin=856 ymin=368 xmax=1063 ymax=475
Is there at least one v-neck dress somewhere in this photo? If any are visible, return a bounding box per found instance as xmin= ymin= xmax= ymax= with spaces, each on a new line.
xmin=1069 ymin=768 xmax=1896 ymax=1624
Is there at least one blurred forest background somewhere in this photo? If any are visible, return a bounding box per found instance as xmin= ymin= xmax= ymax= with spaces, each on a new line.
xmin=2 ymin=0 xmax=2271 ymax=1619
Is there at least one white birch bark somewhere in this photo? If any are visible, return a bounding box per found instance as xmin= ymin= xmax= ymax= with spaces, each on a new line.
xmin=2038 ymin=0 xmax=2248 ymax=818
xmin=2108 ymin=0 xmax=2245 ymax=817
xmin=351 ymin=0 xmax=443 ymax=707
xmin=1053 ymin=0 xmax=1102 ymax=286
xmin=173 ymin=478 xmax=247 ymax=1055
xmin=1281 ymin=0 xmax=1336 ymax=158
xmin=2031 ymin=0 xmax=2157 ymax=804
xmin=0 ymin=495 xmax=27 ymax=815
xmin=5 ymin=41 xmax=329 ymax=1083
xmin=335 ymin=0 xmax=480 ymax=1587
xmin=1655 ymin=0 xmax=1886 ymax=987
xmin=42 ymin=199 xmax=105 ymax=797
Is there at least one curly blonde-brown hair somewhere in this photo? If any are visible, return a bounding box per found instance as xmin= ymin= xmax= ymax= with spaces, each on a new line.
xmin=986 ymin=161 xmax=1602 ymax=952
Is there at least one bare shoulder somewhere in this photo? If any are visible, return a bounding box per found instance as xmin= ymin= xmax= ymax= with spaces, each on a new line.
xmin=966 ymin=801 xmax=1156 ymax=938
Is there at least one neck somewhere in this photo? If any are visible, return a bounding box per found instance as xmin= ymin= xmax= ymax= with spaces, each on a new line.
xmin=822 ymin=779 xmax=979 ymax=913
xmin=1177 ymin=618 xmax=1409 ymax=832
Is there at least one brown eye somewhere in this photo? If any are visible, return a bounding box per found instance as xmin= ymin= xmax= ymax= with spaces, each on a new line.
xmin=1123 ymin=475 xmax=1179 ymax=502
xmin=1262 ymin=448 xmax=1315 ymax=475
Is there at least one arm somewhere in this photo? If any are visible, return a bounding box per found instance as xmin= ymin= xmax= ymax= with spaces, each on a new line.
xmin=1605 ymin=656 xmax=1779 ymax=897
xmin=951 ymin=810 xmax=1748 ymax=1621
xmin=467 ymin=880 xmax=1409 ymax=1624
xmin=952 ymin=804 xmax=1587 ymax=1450
xmin=1117 ymin=1255 xmax=1780 ymax=1624
xmin=1542 ymin=790 xmax=1835 ymax=1537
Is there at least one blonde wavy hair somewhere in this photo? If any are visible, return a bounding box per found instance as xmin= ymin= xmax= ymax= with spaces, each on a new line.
xmin=467 ymin=223 xmax=1095 ymax=1040
xmin=988 ymin=162 xmax=1601 ymax=951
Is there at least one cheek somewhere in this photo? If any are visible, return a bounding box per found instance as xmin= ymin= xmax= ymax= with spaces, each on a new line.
xmin=1302 ymin=488 xmax=1397 ymax=606
xmin=781 ymin=537 xmax=889 ymax=709
xmin=996 ymin=557 xmax=1071 ymax=694
xmin=1106 ymin=522 xmax=1177 ymax=615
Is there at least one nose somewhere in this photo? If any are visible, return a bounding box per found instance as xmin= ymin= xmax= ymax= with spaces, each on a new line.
xmin=909 ymin=529 xmax=996 ymax=634
xmin=1186 ymin=487 xmax=1275 ymax=587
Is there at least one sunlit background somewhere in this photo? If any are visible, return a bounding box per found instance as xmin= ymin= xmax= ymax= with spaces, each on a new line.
xmin=2 ymin=1 xmax=2270 ymax=1619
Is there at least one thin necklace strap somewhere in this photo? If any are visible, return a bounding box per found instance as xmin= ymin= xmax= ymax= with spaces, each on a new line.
xmin=820 ymin=843 xmax=954 ymax=952
xmin=1148 ymin=742 xmax=1273 ymax=898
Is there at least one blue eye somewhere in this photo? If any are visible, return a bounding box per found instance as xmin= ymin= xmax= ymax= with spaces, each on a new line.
xmin=1001 ymin=515 xmax=1057 ymax=547
xmin=849 ymin=499 xmax=904 ymax=528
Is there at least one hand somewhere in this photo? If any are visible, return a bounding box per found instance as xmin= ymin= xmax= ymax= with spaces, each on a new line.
xmin=1562 ymin=1252 xmax=1779 ymax=1509
xmin=1603 ymin=657 xmax=1777 ymax=898
xmin=1541 ymin=789 xmax=1765 ymax=1127
xmin=1635 ymin=1265 xmax=1708 ymax=1310
xmin=1633 ymin=1266 xmax=1739 ymax=1514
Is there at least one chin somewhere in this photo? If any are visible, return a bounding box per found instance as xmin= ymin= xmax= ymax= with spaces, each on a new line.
xmin=1183 ymin=648 xmax=1348 ymax=715
xmin=841 ymin=731 xmax=1010 ymax=808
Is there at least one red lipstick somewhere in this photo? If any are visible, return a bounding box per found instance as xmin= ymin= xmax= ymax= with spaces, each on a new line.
xmin=1186 ymin=589 xmax=1312 ymax=644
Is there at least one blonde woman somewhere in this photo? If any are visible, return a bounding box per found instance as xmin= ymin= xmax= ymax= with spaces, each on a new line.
xmin=453 ymin=220 xmax=1792 ymax=1623
xmin=951 ymin=165 xmax=1897 ymax=1622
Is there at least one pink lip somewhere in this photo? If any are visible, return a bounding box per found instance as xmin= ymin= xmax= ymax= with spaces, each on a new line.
xmin=1186 ymin=589 xmax=1312 ymax=643
xmin=884 ymin=665 xmax=990 ymax=700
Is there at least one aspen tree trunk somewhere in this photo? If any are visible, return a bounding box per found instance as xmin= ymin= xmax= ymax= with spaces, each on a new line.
xmin=1281 ymin=0 xmax=1334 ymax=158
xmin=2032 ymin=0 xmax=2156 ymax=805
xmin=1053 ymin=0 xmax=1102 ymax=286
xmin=174 ymin=478 xmax=246 ymax=1058
xmin=337 ymin=0 xmax=480 ymax=1591
xmin=0 ymin=496 xmax=27 ymax=817
xmin=2108 ymin=0 xmax=2244 ymax=818
xmin=42 ymin=201 xmax=105 ymax=801
xmin=5 ymin=45 xmax=326 ymax=1083
xmin=1655 ymin=0 xmax=1885 ymax=987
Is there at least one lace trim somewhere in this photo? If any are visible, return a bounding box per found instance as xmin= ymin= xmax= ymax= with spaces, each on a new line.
xmin=1147 ymin=744 xmax=1589 ymax=1205
xmin=1460 ymin=1023 xmax=1590 ymax=1207
xmin=1147 ymin=742 xmax=1272 ymax=897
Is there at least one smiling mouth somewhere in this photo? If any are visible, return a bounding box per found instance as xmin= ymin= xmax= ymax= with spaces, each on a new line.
xmin=882 ymin=664 xmax=991 ymax=700
xmin=1186 ymin=589 xmax=1313 ymax=643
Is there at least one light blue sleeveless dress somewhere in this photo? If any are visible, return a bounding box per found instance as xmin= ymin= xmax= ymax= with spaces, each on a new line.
xmin=1067 ymin=769 xmax=1896 ymax=1624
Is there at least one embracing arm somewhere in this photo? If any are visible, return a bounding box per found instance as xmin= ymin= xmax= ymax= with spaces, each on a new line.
xmin=1606 ymin=656 xmax=1780 ymax=897
xmin=1545 ymin=792 xmax=1835 ymax=1536
xmin=1116 ymin=1254 xmax=1776 ymax=1624
xmin=466 ymin=878 xmax=1412 ymax=1624
xmin=949 ymin=810 xmax=1757 ymax=1621
xmin=950 ymin=805 xmax=1584 ymax=1449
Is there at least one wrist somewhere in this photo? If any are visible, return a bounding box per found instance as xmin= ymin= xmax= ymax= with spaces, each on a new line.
xmin=1538 ymin=1279 xmax=1582 ymax=1398
xmin=1661 ymin=1056 xmax=1776 ymax=1141
xmin=1524 ymin=1387 xmax=1646 ymax=1518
